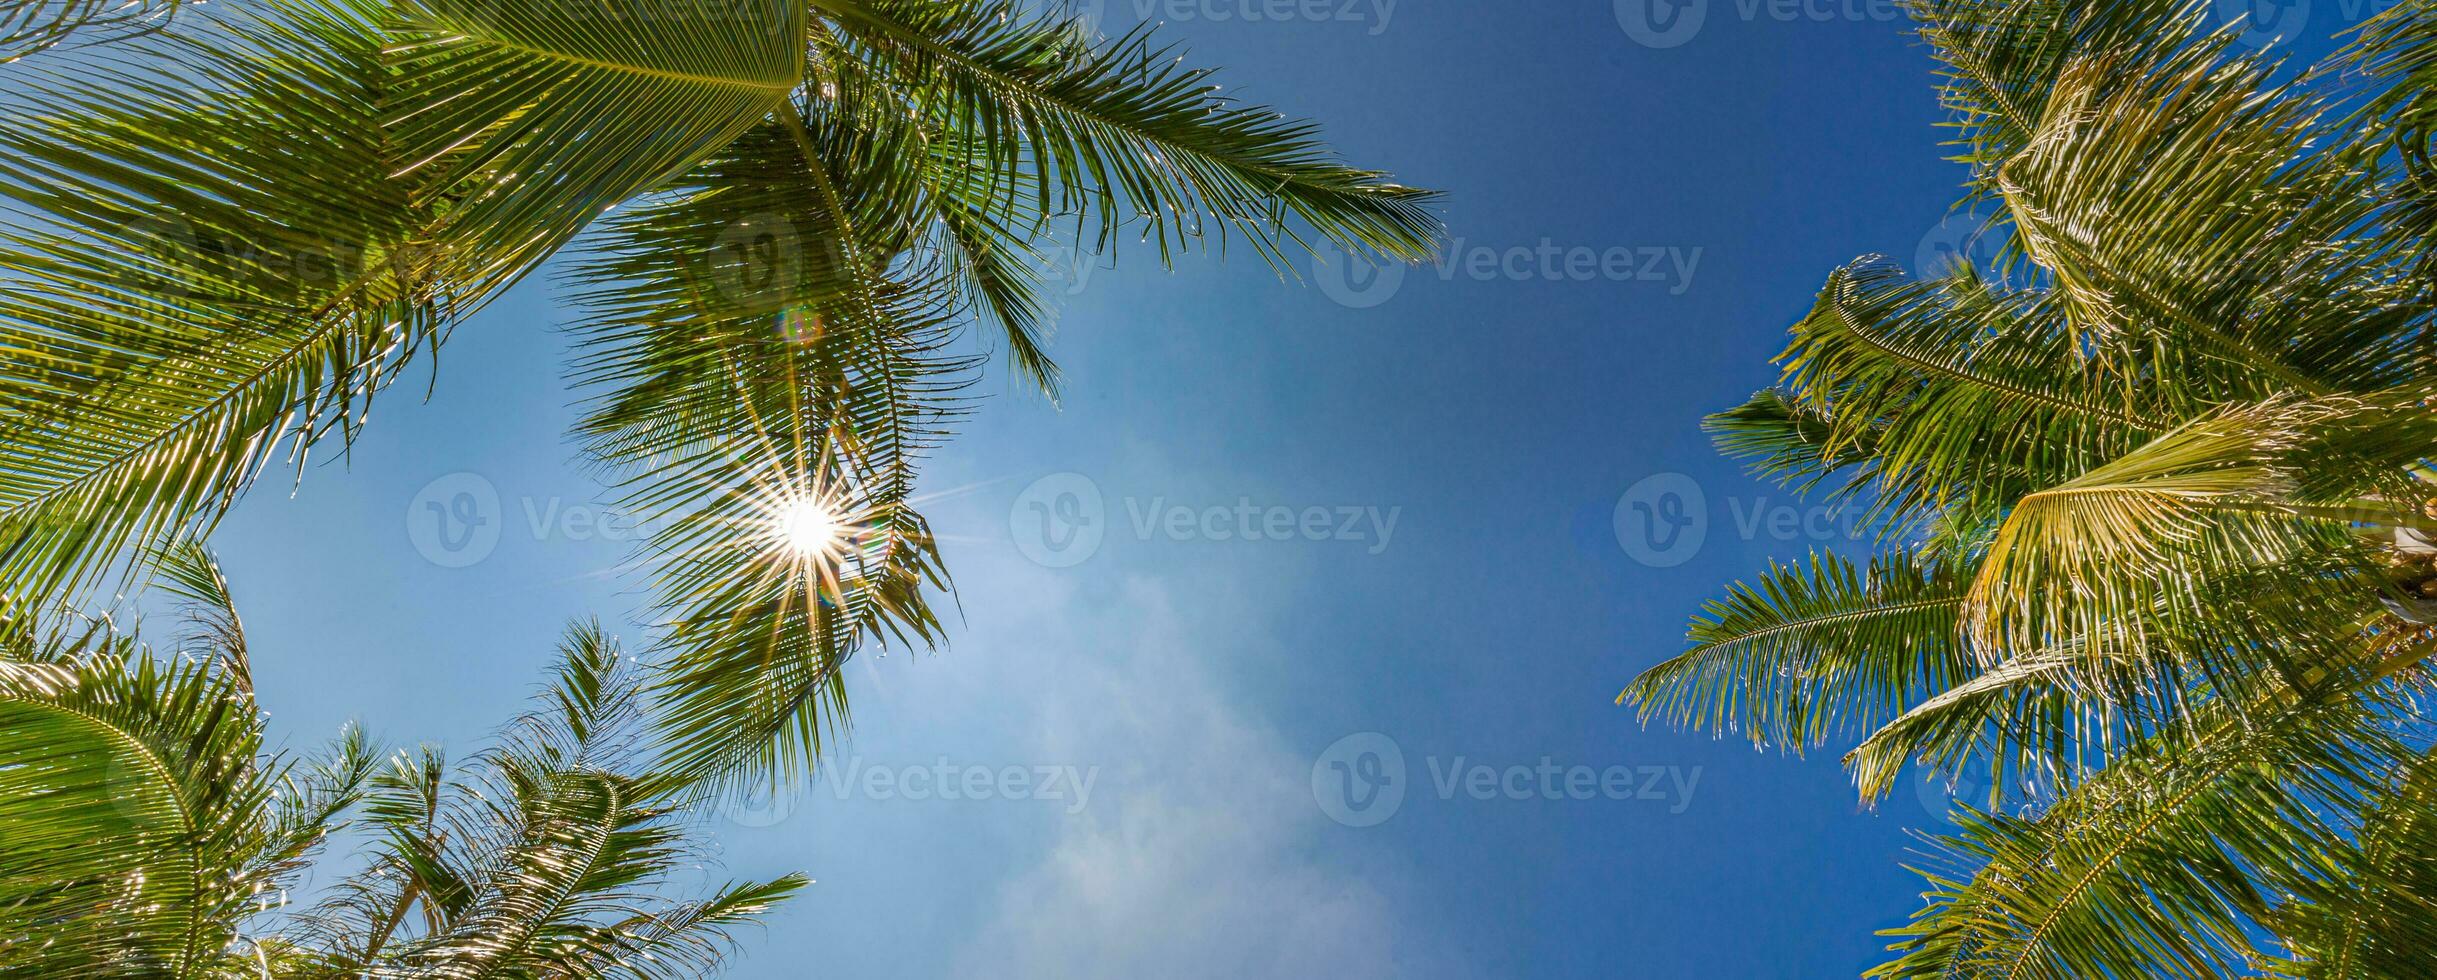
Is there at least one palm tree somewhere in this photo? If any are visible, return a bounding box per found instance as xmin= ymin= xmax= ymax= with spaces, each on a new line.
xmin=0 ymin=0 xmax=1438 ymax=796
xmin=0 ymin=543 xmax=804 ymax=976
xmin=1621 ymin=1 xmax=2437 ymax=975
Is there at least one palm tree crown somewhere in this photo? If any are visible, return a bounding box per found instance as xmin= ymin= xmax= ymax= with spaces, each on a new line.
xmin=0 ymin=0 xmax=1439 ymax=801
xmin=0 ymin=543 xmax=803 ymax=977
xmin=1623 ymin=1 xmax=2437 ymax=975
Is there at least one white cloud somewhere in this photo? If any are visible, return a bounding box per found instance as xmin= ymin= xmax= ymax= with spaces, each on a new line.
xmin=949 ymin=574 xmax=1446 ymax=979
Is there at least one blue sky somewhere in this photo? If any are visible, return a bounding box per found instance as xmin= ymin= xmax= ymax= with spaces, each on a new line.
xmin=165 ymin=1 xmax=2362 ymax=977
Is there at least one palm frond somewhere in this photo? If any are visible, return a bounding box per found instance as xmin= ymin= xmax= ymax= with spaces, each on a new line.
xmin=0 ymin=620 xmax=278 ymax=976
xmin=1623 ymin=550 xmax=1975 ymax=754
xmin=0 ymin=0 xmax=181 ymax=58
xmin=568 ymin=102 xmax=965 ymax=794
xmin=812 ymin=0 xmax=1441 ymax=267
xmin=1870 ymin=690 xmax=2406 ymax=980
xmin=0 ymin=0 xmax=444 ymax=604
xmin=384 ymin=0 xmax=809 ymax=285
xmin=1773 ymin=261 xmax=2170 ymax=533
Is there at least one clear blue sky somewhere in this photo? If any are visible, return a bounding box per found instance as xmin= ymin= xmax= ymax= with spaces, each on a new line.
xmin=170 ymin=2 xmax=2360 ymax=977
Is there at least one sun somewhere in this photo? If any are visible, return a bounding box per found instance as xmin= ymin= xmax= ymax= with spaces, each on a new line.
xmin=773 ymin=496 xmax=841 ymax=558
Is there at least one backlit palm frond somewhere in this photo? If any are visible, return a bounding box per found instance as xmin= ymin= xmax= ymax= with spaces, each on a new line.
xmin=569 ymin=104 xmax=964 ymax=794
xmin=2275 ymin=743 xmax=2437 ymax=979
xmin=1909 ymin=0 xmax=2205 ymax=214
xmin=1773 ymin=262 xmax=2171 ymax=533
xmin=383 ymin=0 xmax=810 ymax=287
xmin=2346 ymin=0 xmax=2437 ymax=286
xmin=1840 ymin=645 xmax=2095 ymax=806
xmin=150 ymin=539 xmax=251 ymax=694
xmin=1849 ymin=551 xmax=2400 ymax=805
xmin=812 ymin=0 xmax=1441 ymax=268
xmin=0 ymin=0 xmax=180 ymax=58
xmin=1704 ymin=388 xmax=1880 ymax=500
xmin=808 ymin=20 xmax=1071 ymax=396
xmin=0 ymin=0 xmax=820 ymax=610
xmin=1989 ymin=39 xmax=2416 ymax=387
xmin=1622 ymin=550 xmax=1975 ymax=754
xmin=0 ymin=0 xmax=446 ymax=606
xmin=373 ymin=625 xmax=803 ymax=978
xmin=1869 ymin=689 xmax=2409 ymax=980
xmin=282 ymin=745 xmax=454 ymax=973
xmin=0 ymin=619 xmax=281 ymax=977
xmin=1964 ymin=398 xmax=2414 ymax=665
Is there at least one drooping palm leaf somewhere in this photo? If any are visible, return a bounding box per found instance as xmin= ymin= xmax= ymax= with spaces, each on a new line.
xmin=1622 ymin=550 xmax=1975 ymax=754
xmin=0 ymin=0 xmax=443 ymax=605
xmin=812 ymin=0 xmax=1440 ymax=267
xmin=0 ymin=621 xmax=279 ymax=976
xmin=0 ymin=0 xmax=181 ymax=58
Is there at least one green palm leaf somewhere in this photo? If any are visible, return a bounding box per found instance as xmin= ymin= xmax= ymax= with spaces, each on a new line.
xmin=0 ymin=621 xmax=278 ymax=976
xmin=1622 ymin=550 xmax=1974 ymax=754
xmin=812 ymin=0 xmax=1440 ymax=267
xmin=0 ymin=0 xmax=181 ymax=57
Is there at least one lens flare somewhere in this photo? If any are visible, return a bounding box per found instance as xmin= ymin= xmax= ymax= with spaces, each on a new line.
xmin=774 ymin=496 xmax=840 ymax=558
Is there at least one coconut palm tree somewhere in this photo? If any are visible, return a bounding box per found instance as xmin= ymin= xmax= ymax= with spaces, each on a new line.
xmin=0 ymin=542 xmax=803 ymax=976
xmin=1621 ymin=0 xmax=2437 ymax=975
xmin=0 ymin=0 xmax=1438 ymax=796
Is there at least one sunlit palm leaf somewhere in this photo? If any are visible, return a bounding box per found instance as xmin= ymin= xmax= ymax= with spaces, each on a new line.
xmin=1622 ymin=550 xmax=1974 ymax=754
xmin=0 ymin=0 xmax=444 ymax=605
xmin=384 ymin=0 xmax=808 ymax=285
xmin=0 ymin=622 xmax=277 ymax=976
xmin=812 ymin=0 xmax=1440 ymax=267
xmin=0 ymin=0 xmax=181 ymax=57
